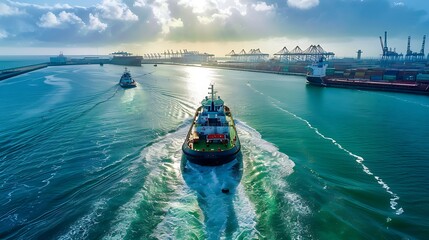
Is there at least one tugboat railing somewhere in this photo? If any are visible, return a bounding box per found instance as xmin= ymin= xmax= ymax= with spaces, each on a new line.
xmin=185 ymin=106 xmax=202 ymax=143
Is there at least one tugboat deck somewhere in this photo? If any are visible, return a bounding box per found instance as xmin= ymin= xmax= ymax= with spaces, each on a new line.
xmin=185 ymin=106 xmax=238 ymax=152
xmin=182 ymin=84 xmax=240 ymax=166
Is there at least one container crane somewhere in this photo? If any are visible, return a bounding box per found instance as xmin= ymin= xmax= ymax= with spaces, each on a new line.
xmin=379 ymin=31 xmax=400 ymax=61
xmin=406 ymin=36 xmax=412 ymax=60
xmin=419 ymin=35 xmax=426 ymax=60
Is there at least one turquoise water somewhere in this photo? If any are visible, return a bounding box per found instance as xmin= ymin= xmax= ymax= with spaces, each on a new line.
xmin=0 ymin=62 xmax=428 ymax=239
xmin=0 ymin=56 xmax=50 ymax=70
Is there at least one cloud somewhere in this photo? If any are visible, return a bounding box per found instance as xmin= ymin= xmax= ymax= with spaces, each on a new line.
xmin=87 ymin=13 xmax=108 ymax=32
xmin=0 ymin=29 xmax=8 ymax=39
xmin=38 ymin=11 xmax=84 ymax=28
xmin=150 ymin=0 xmax=183 ymax=34
xmin=38 ymin=12 xmax=61 ymax=28
xmin=177 ymin=0 xmax=216 ymax=14
xmin=97 ymin=0 xmax=138 ymax=21
xmin=0 ymin=2 xmax=24 ymax=16
xmin=252 ymin=2 xmax=275 ymax=12
xmin=177 ymin=0 xmax=248 ymax=25
xmin=0 ymin=0 xmax=428 ymax=56
xmin=287 ymin=0 xmax=319 ymax=10
xmin=7 ymin=1 xmax=76 ymax=10
xmin=134 ymin=0 xmax=147 ymax=7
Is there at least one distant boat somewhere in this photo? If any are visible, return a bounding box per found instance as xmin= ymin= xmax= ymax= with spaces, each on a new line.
xmin=154 ymin=64 xmax=157 ymax=67
xmin=119 ymin=67 xmax=137 ymax=88
xmin=182 ymin=84 xmax=241 ymax=166
xmin=99 ymin=63 xmax=104 ymax=66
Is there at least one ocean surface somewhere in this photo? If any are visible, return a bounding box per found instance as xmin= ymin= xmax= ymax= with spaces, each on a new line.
xmin=0 ymin=56 xmax=50 ymax=70
xmin=1 ymin=58 xmax=429 ymax=239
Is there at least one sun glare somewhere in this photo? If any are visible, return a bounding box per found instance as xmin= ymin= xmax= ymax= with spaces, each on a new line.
xmin=184 ymin=66 xmax=217 ymax=105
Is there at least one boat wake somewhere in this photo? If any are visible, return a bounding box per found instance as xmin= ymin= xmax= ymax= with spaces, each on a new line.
xmin=267 ymin=97 xmax=404 ymax=216
xmin=246 ymin=81 xmax=403 ymax=216
xmin=22 ymin=75 xmax=71 ymax=118
xmin=60 ymin=118 xmax=311 ymax=239
xmin=369 ymin=91 xmax=429 ymax=108
xmin=237 ymin=121 xmax=311 ymax=239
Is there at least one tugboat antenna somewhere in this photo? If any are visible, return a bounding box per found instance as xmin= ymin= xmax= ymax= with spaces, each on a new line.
xmin=208 ymin=84 xmax=217 ymax=98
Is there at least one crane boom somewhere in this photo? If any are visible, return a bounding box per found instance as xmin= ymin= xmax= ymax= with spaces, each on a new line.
xmin=379 ymin=36 xmax=385 ymax=56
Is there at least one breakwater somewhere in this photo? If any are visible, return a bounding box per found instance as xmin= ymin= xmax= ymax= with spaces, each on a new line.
xmin=0 ymin=63 xmax=48 ymax=81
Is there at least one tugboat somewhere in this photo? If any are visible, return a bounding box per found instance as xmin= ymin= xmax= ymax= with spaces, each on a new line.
xmin=306 ymin=57 xmax=328 ymax=86
xmin=182 ymin=84 xmax=241 ymax=166
xmin=119 ymin=67 xmax=137 ymax=88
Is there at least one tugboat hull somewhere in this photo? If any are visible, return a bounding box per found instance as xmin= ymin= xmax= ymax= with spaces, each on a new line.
xmin=182 ymin=142 xmax=240 ymax=166
xmin=119 ymin=67 xmax=137 ymax=88
xmin=182 ymin=103 xmax=241 ymax=166
xmin=119 ymin=83 xmax=137 ymax=88
xmin=306 ymin=76 xmax=326 ymax=86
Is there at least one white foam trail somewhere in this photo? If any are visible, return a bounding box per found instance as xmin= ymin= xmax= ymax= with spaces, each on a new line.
xmin=268 ymin=98 xmax=403 ymax=215
xmin=367 ymin=91 xmax=429 ymax=108
xmin=22 ymin=75 xmax=71 ymax=118
xmin=177 ymin=159 xmax=260 ymax=240
xmin=237 ymin=121 xmax=312 ymax=238
xmin=63 ymin=118 xmax=309 ymax=239
xmin=58 ymin=199 xmax=108 ymax=240
xmin=120 ymin=88 xmax=136 ymax=103
xmin=38 ymin=172 xmax=56 ymax=189
xmin=247 ymin=83 xmax=264 ymax=95
xmin=103 ymin=126 xmax=187 ymax=239
xmin=143 ymin=121 xmax=261 ymax=239
xmin=150 ymin=183 xmax=202 ymax=239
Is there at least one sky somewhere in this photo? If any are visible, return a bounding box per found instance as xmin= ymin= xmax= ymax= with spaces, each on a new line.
xmin=0 ymin=0 xmax=428 ymax=58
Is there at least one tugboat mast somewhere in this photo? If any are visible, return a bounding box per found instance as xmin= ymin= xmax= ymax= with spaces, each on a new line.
xmin=208 ymin=84 xmax=215 ymax=111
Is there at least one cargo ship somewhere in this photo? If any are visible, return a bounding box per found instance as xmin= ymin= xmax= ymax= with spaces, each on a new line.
xmin=110 ymin=51 xmax=142 ymax=66
xmin=182 ymin=84 xmax=241 ymax=166
xmin=306 ymin=58 xmax=429 ymax=95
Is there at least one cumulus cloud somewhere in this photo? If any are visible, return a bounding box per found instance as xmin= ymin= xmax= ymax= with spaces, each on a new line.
xmin=38 ymin=12 xmax=61 ymax=28
xmin=97 ymin=0 xmax=138 ymax=21
xmin=252 ymin=1 xmax=275 ymax=12
xmin=38 ymin=11 xmax=84 ymax=28
xmin=151 ymin=0 xmax=183 ymax=34
xmin=87 ymin=13 xmax=108 ymax=32
xmin=287 ymin=0 xmax=319 ymax=10
xmin=177 ymin=0 xmax=248 ymax=25
xmin=59 ymin=11 xmax=85 ymax=25
xmin=177 ymin=0 xmax=215 ymax=14
xmin=0 ymin=0 xmax=428 ymax=54
xmin=134 ymin=0 xmax=147 ymax=7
